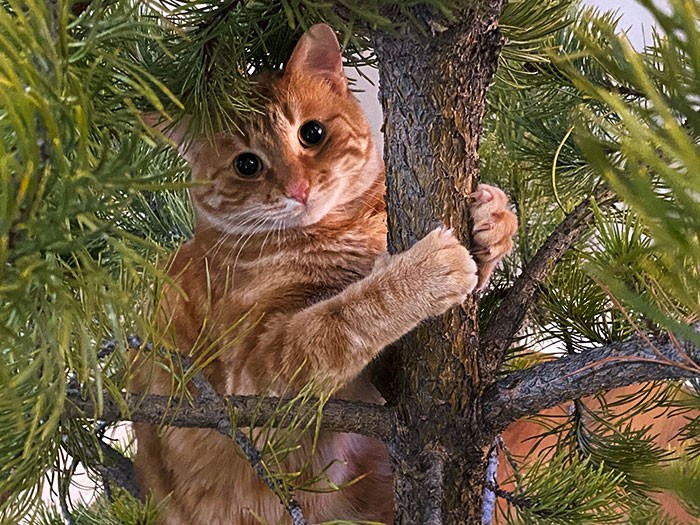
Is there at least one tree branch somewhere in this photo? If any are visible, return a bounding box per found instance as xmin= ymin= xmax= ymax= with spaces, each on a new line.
xmin=65 ymin=390 xmax=395 ymax=441
xmin=83 ymin=344 xmax=393 ymax=517
xmin=70 ymin=369 xmax=392 ymax=521
xmin=481 ymin=331 xmax=700 ymax=434
xmin=232 ymin=429 xmax=309 ymax=525
xmin=480 ymin=197 xmax=596 ymax=362
xmin=95 ymin=440 xmax=142 ymax=500
xmin=187 ymin=363 xmax=311 ymax=525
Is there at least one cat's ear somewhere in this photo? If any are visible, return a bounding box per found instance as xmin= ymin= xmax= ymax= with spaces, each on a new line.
xmin=141 ymin=112 xmax=199 ymax=163
xmin=285 ymin=24 xmax=347 ymax=94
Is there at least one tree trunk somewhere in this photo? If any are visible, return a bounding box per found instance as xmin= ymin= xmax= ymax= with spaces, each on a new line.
xmin=374 ymin=3 xmax=506 ymax=523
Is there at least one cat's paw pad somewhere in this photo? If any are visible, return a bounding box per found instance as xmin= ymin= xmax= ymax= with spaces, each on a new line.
xmin=469 ymin=184 xmax=518 ymax=288
xmin=406 ymin=226 xmax=478 ymax=313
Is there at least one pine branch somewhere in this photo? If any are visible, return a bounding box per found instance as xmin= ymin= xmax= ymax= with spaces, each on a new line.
xmin=80 ymin=344 xmax=392 ymax=516
xmin=232 ymin=429 xmax=309 ymax=525
xmin=480 ymin=196 xmax=597 ymax=362
xmin=95 ymin=441 xmax=142 ymax=500
xmin=184 ymin=361 xmax=312 ymax=525
xmin=484 ymin=482 xmax=534 ymax=511
xmin=481 ymin=329 xmax=700 ymax=434
xmin=65 ymin=390 xmax=395 ymax=441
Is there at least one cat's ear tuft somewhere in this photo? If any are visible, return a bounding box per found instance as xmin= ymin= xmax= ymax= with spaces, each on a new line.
xmin=141 ymin=112 xmax=199 ymax=163
xmin=285 ymin=24 xmax=347 ymax=94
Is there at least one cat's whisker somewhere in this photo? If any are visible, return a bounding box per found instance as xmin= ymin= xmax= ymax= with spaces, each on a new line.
xmin=203 ymin=218 xmax=259 ymax=274
xmin=256 ymin=217 xmax=278 ymax=263
xmin=275 ymin=216 xmax=284 ymax=247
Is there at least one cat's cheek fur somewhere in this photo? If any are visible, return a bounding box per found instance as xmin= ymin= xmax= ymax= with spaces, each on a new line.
xmin=306 ymin=146 xmax=383 ymax=225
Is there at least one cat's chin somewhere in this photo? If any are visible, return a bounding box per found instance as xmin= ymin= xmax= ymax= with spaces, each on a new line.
xmin=295 ymin=205 xmax=331 ymax=227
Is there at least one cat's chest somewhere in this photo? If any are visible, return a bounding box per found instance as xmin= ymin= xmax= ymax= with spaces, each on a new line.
xmin=177 ymin=215 xmax=387 ymax=322
xmin=219 ymin=243 xmax=378 ymax=312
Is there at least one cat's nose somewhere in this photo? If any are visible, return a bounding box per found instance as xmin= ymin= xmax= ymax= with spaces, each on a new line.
xmin=285 ymin=180 xmax=309 ymax=205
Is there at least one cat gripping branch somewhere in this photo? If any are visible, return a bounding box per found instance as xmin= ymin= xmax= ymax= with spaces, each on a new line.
xmin=132 ymin=24 xmax=517 ymax=525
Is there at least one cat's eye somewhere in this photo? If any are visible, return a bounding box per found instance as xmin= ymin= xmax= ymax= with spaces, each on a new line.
xmin=234 ymin=152 xmax=262 ymax=179
xmin=298 ymin=120 xmax=325 ymax=148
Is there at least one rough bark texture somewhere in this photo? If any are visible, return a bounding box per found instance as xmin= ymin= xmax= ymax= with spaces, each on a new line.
xmin=66 ymin=390 xmax=394 ymax=440
xmin=374 ymin=4 xmax=506 ymax=523
xmin=73 ymin=330 xmax=700 ymax=516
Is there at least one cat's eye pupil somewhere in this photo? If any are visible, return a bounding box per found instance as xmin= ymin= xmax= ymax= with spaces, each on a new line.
xmin=299 ymin=120 xmax=325 ymax=147
xmin=234 ymin=152 xmax=262 ymax=178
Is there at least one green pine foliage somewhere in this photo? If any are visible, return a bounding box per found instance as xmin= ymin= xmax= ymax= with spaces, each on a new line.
xmin=142 ymin=0 xmax=460 ymax=137
xmin=0 ymin=1 xmax=185 ymax=520
xmin=35 ymin=489 xmax=162 ymax=525
xmin=570 ymin=0 xmax=700 ymax=347
xmin=0 ymin=1 xmax=474 ymax=523
xmin=501 ymin=451 xmax=626 ymax=525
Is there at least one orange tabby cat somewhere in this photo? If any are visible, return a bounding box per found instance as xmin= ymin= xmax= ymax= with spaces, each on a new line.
xmin=132 ymin=24 xmax=518 ymax=525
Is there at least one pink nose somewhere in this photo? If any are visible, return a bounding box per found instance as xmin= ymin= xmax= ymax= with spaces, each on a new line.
xmin=286 ymin=180 xmax=310 ymax=205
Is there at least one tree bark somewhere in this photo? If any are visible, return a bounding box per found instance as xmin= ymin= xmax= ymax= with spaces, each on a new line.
xmin=374 ymin=4 xmax=506 ymax=523
xmin=66 ymin=390 xmax=394 ymax=440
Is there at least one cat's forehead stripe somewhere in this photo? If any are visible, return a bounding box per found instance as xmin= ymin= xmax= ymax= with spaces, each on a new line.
xmin=277 ymin=100 xmax=296 ymax=125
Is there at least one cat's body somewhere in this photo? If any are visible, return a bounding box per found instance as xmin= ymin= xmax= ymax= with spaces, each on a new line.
xmin=133 ymin=180 xmax=394 ymax=524
xmin=133 ymin=24 xmax=517 ymax=524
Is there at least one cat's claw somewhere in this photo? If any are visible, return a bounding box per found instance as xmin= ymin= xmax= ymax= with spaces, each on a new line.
xmin=469 ymin=184 xmax=518 ymax=290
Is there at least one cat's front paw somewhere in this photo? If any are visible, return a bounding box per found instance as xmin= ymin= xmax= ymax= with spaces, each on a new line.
xmin=400 ymin=227 xmax=478 ymax=316
xmin=470 ymin=184 xmax=518 ymax=289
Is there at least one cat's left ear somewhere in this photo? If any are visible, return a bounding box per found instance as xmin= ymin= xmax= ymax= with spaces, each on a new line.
xmin=285 ymin=24 xmax=347 ymax=94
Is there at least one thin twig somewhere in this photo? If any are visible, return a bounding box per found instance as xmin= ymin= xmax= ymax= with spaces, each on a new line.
xmin=596 ymin=278 xmax=700 ymax=372
xmin=186 ymin=362 xmax=310 ymax=525
xmin=57 ymin=456 xmax=78 ymax=525
xmin=179 ymin=354 xmax=218 ymax=400
xmin=94 ymin=440 xmax=142 ymax=499
xmin=232 ymin=429 xmax=310 ymax=525
xmin=484 ymin=482 xmax=534 ymax=510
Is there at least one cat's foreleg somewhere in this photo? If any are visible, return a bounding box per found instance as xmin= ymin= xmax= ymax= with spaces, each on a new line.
xmin=258 ymin=227 xmax=477 ymax=391
xmin=258 ymin=184 xmax=516 ymax=391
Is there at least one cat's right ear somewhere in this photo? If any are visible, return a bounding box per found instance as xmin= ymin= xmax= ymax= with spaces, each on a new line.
xmin=285 ymin=24 xmax=347 ymax=94
xmin=141 ymin=112 xmax=199 ymax=164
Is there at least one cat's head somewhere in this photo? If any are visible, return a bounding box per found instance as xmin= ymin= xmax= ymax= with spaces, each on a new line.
xmin=157 ymin=24 xmax=382 ymax=235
